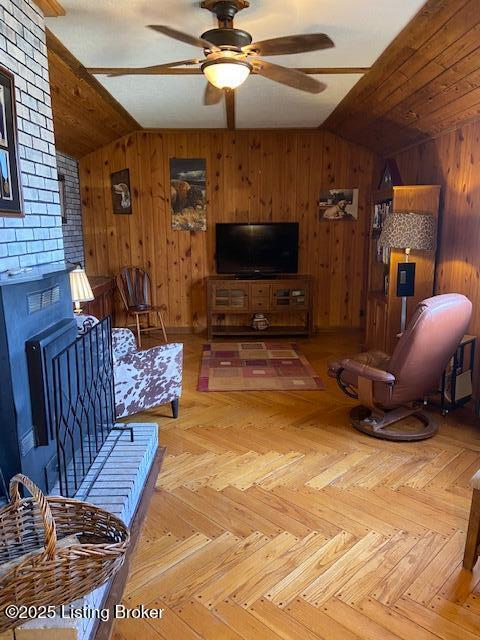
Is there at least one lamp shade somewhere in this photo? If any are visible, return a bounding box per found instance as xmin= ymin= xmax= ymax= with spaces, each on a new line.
xmin=379 ymin=212 xmax=437 ymax=251
xmin=69 ymin=266 xmax=94 ymax=303
xmin=202 ymin=59 xmax=251 ymax=90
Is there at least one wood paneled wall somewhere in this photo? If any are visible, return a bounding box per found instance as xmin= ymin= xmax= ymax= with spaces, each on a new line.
xmin=79 ymin=130 xmax=374 ymax=331
xmin=394 ymin=119 xmax=480 ymax=341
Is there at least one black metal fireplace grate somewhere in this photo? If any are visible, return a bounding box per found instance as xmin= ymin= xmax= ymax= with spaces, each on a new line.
xmin=0 ymin=467 xmax=7 ymax=507
xmin=52 ymin=316 xmax=115 ymax=497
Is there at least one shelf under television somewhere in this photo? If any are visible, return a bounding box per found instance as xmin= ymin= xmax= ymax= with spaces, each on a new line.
xmin=206 ymin=275 xmax=314 ymax=340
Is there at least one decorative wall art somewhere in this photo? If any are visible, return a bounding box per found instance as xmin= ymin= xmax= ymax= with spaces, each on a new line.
xmin=0 ymin=87 xmax=7 ymax=146
xmin=377 ymin=159 xmax=403 ymax=190
xmin=318 ymin=188 xmax=359 ymax=221
xmin=110 ymin=169 xmax=132 ymax=214
xmin=58 ymin=174 xmax=67 ymax=224
xmin=170 ymin=157 xmax=206 ymax=231
xmin=0 ymin=67 xmax=22 ymax=216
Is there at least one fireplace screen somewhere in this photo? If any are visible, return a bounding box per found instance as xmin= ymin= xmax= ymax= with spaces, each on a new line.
xmin=52 ymin=316 xmax=115 ymax=497
xmin=0 ymin=468 xmax=7 ymax=506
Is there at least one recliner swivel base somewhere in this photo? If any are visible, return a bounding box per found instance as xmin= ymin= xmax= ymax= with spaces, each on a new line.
xmin=350 ymin=405 xmax=438 ymax=442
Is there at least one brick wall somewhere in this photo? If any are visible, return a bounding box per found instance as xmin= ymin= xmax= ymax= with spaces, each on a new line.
xmin=0 ymin=0 xmax=64 ymax=272
xmin=57 ymin=151 xmax=84 ymax=266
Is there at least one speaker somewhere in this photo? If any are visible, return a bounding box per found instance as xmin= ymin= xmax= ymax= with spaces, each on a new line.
xmin=396 ymin=262 xmax=416 ymax=297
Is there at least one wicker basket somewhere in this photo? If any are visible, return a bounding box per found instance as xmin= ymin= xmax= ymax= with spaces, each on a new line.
xmin=0 ymin=474 xmax=130 ymax=632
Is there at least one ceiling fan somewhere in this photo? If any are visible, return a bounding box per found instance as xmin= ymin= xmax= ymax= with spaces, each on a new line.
xmin=89 ymin=0 xmax=336 ymax=105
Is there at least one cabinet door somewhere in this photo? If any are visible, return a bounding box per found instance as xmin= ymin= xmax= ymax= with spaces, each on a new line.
xmin=272 ymin=281 xmax=308 ymax=310
xmin=212 ymin=284 xmax=249 ymax=311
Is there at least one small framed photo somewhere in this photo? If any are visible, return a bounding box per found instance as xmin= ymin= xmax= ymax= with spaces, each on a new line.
xmin=58 ymin=173 xmax=67 ymax=224
xmin=0 ymin=86 xmax=7 ymax=147
xmin=318 ymin=188 xmax=359 ymax=221
xmin=110 ymin=168 xmax=132 ymax=214
xmin=0 ymin=66 xmax=22 ymax=217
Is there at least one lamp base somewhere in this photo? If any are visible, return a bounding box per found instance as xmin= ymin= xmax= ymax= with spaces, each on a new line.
xmin=400 ymin=296 xmax=407 ymax=333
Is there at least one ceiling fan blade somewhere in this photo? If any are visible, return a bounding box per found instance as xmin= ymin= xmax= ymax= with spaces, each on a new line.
xmin=204 ymin=82 xmax=224 ymax=106
xmin=106 ymin=59 xmax=201 ymax=77
xmin=244 ymin=33 xmax=334 ymax=57
xmin=254 ymin=60 xmax=326 ymax=94
xmin=149 ymin=25 xmax=220 ymax=51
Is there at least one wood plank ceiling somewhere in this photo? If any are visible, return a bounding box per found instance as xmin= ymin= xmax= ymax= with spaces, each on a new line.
xmin=34 ymin=0 xmax=65 ymax=17
xmin=47 ymin=0 xmax=422 ymax=132
xmin=44 ymin=0 xmax=480 ymax=158
xmin=323 ymin=0 xmax=480 ymax=155
xmin=46 ymin=29 xmax=139 ymax=158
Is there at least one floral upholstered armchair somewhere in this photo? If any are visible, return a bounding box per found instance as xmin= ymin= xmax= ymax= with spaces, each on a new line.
xmin=112 ymin=327 xmax=183 ymax=419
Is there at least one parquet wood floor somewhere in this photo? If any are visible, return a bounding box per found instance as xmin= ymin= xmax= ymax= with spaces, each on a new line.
xmin=112 ymin=330 xmax=480 ymax=640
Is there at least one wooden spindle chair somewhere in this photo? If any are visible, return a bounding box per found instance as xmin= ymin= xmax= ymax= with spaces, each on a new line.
xmin=116 ymin=266 xmax=167 ymax=348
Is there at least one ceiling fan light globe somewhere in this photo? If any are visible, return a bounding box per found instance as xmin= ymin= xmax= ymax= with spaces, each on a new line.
xmin=201 ymin=59 xmax=251 ymax=89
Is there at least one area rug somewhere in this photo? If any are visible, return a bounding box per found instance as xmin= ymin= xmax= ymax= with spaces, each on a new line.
xmin=198 ymin=342 xmax=325 ymax=392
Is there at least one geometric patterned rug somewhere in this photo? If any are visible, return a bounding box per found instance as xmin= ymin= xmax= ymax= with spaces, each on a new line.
xmin=198 ymin=341 xmax=325 ymax=391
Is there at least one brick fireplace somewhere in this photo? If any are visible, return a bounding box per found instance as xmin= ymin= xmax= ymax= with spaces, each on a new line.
xmin=0 ymin=3 xmax=160 ymax=637
xmin=0 ymin=264 xmax=76 ymax=491
xmin=0 ymin=0 xmax=74 ymax=490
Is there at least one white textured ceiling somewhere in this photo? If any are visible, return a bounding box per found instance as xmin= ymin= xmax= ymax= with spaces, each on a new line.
xmin=47 ymin=0 xmax=426 ymax=129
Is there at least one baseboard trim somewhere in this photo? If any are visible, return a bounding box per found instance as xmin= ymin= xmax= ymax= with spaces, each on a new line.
xmin=165 ymin=325 xmax=364 ymax=336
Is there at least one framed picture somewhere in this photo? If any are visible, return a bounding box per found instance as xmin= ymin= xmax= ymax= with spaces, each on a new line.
xmin=0 ymin=67 xmax=22 ymax=217
xmin=0 ymin=86 xmax=7 ymax=147
xmin=378 ymin=159 xmax=402 ymax=190
xmin=318 ymin=188 xmax=359 ymax=221
xmin=170 ymin=157 xmax=206 ymax=231
xmin=58 ymin=173 xmax=67 ymax=224
xmin=110 ymin=168 xmax=132 ymax=214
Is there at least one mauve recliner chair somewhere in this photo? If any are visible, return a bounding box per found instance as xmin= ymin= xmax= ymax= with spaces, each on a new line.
xmin=328 ymin=294 xmax=472 ymax=441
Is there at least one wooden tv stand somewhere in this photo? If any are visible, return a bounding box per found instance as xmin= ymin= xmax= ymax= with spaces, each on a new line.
xmin=206 ymin=275 xmax=314 ymax=340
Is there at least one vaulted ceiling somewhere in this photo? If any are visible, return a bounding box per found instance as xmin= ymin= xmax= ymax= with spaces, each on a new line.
xmin=45 ymin=0 xmax=425 ymax=131
xmin=46 ymin=30 xmax=139 ymax=158
xmin=324 ymin=0 xmax=480 ymax=154
xmin=42 ymin=0 xmax=480 ymax=159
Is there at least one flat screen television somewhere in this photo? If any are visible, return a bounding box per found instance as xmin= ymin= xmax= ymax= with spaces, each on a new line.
xmin=216 ymin=223 xmax=299 ymax=276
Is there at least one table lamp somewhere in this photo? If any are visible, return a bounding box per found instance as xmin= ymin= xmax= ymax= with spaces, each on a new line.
xmin=69 ymin=265 xmax=94 ymax=314
xmin=379 ymin=212 xmax=437 ymax=331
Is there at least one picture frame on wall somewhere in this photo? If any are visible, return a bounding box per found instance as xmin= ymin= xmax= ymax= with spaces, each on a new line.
xmin=318 ymin=188 xmax=359 ymax=221
xmin=58 ymin=173 xmax=67 ymax=224
xmin=377 ymin=159 xmax=403 ymax=191
xmin=170 ymin=157 xmax=207 ymax=231
xmin=110 ymin=168 xmax=132 ymax=214
xmin=0 ymin=66 xmax=23 ymax=217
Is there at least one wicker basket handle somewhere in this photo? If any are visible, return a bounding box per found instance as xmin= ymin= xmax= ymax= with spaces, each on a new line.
xmin=9 ymin=474 xmax=57 ymax=561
